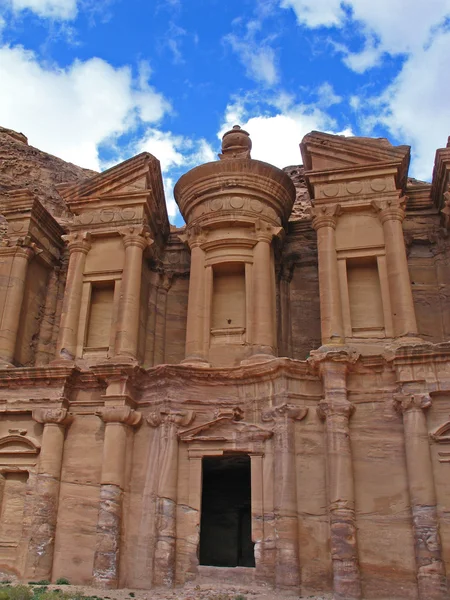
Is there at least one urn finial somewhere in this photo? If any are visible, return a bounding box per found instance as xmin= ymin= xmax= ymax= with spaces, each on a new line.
xmin=219 ymin=124 xmax=252 ymax=160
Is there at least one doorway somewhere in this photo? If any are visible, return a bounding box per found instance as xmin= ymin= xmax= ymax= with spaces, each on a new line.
xmin=199 ymin=454 xmax=255 ymax=568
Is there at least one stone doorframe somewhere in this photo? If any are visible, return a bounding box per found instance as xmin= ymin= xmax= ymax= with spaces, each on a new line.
xmin=176 ymin=408 xmax=274 ymax=585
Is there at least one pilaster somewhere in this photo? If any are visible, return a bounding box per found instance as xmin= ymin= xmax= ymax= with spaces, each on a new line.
xmin=147 ymin=408 xmax=195 ymax=586
xmin=394 ymin=391 xmax=448 ymax=599
xmin=261 ymin=403 xmax=307 ymax=589
xmin=114 ymin=226 xmax=153 ymax=361
xmin=311 ymin=348 xmax=361 ymax=600
xmin=26 ymin=407 xmax=73 ymax=580
xmin=93 ymin=402 xmax=141 ymax=588
xmin=55 ymin=232 xmax=91 ymax=362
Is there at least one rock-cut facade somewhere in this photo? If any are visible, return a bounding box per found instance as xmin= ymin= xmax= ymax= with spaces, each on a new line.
xmin=0 ymin=123 xmax=450 ymax=600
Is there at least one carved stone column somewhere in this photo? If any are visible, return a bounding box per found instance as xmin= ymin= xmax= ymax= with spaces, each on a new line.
xmin=153 ymin=273 xmax=173 ymax=365
xmin=147 ymin=408 xmax=195 ymax=586
xmin=394 ymin=392 xmax=448 ymax=599
xmin=55 ymin=232 xmax=91 ymax=361
xmin=114 ymin=226 xmax=153 ymax=361
xmin=311 ymin=205 xmax=345 ymax=345
xmin=0 ymin=240 xmax=41 ymax=365
xmin=26 ymin=407 xmax=73 ymax=580
xmin=182 ymin=226 xmax=209 ymax=366
xmin=35 ymin=267 xmax=61 ymax=365
xmin=313 ymin=350 xmax=361 ymax=600
xmin=262 ymin=403 xmax=307 ymax=589
xmin=251 ymin=220 xmax=281 ymax=359
xmin=93 ymin=406 xmax=142 ymax=588
xmin=372 ymin=197 xmax=418 ymax=338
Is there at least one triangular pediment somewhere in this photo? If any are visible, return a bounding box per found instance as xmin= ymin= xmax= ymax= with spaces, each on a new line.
xmin=58 ymin=152 xmax=161 ymax=203
xmin=300 ymin=131 xmax=410 ymax=179
xmin=179 ymin=416 xmax=273 ymax=443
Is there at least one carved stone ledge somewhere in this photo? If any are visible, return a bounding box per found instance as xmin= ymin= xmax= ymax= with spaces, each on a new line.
xmin=96 ymin=406 xmax=142 ymax=427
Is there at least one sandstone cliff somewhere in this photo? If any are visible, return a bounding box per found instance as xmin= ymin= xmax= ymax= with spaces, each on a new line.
xmin=0 ymin=126 xmax=96 ymax=221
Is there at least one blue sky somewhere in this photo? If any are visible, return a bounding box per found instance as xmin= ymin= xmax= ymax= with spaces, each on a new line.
xmin=1 ymin=0 xmax=450 ymax=225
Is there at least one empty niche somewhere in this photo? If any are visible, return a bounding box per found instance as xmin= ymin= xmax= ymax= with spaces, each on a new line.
xmin=211 ymin=262 xmax=246 ymax=342
xmin=85 ymin=282 xmax=115 ymax=350
xmin=347 ymin=256 xmax=385 ymax=337
xmin=0 ymin=472 xmax=28 ymax=548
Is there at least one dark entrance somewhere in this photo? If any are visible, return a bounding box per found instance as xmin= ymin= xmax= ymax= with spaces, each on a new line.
xmin=199 ymin=454 xmax=255 ymax=567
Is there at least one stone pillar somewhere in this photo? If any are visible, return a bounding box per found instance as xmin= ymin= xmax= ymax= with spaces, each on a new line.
xmin=372 ymin=197 xmax=418 ymax=338
xmin=147 ymin=408 xmax=195 ymax=586
xmin=262 ymin=403 xmax=307 ymax=589
xmin=251 ymin=220 xmax=280 ymax=359
xmin=315 ymin=352 xmax=361 ymax=600
xmin=311 ymin=206 xmax=345 ymax=345
xmin=93 ymin=406 xmax=142 ymax=588
xmin=153 ymin=273 xmax=172 ymax=365
xmin=35 ymin=267 xmax=61 ymax=365
xmin=26 ymin=407 xmax=73 ymax=580
xmin=115 ymin=226 xmax=153 ymax=361
xmin=182 ymin=227 xmax=209 ymax=366
xmin=0 ymin=240 xmax=41 ymax=365
xmin=394 ymin=392 xmax=448 ymax=599
xmin=55 ymin=232 xmax=91 ymax=361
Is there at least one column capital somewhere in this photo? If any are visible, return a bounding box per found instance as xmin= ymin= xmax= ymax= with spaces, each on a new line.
xmin=119 ymin=225 xmax=154 ymax=250
xmin=0 ymin=236 xmax=43 ymax=261
xmin=317 ymin=399 xmax=355 ymax=420
xmin=393 ymin=392 xmax=431 ymax=414
xmin=254 ymin=218 xmax=282 ymax=242
xmin=371 ymin=195 xmax=406 ymax=224
xmin=179 ymin=224 xmax=207 ymax=249
xmin=62 ymin=231 xmax=91 ymax=255
xmin=147 ymin=407 xmax=195 ymax=428
xmin=261 ymin=403 xmax=308 ymax=423
xmin=96 ymin=406 xmax=142 ymax=427
xmin=310 ymin=204 xmax=342 ymax=231
xmin=309 ymin=346 xmax=360 ymax=371
xmin=32 ymin=407 xmax=73 ymax=427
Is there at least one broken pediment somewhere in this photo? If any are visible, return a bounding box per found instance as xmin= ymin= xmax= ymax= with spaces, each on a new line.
xmin=57 ymin=152 xmax=170 ymax=240
xmin=179 ymin=416 xmax=273 ymax=444
xmin=431 ymin=419 xmax=450 ymax=444
xmin=0 ymin=434 xmax=40 ymax=456
xmin=300 ymin=131 xmax=410 ymax=185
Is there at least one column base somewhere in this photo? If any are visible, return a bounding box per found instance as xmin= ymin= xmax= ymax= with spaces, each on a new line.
xmin=180 ymin=356 xmax=210 ymax=368
xmin=241 ymin=353 xmax=276 ymax=366
xmin=0 ymin=358 xmax=15 ymax=369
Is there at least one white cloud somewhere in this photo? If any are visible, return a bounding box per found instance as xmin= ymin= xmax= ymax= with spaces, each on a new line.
xmin=0 ymin=45 xmax=170 ymax=170
xmin=226 ymin=33 xmax=278 ymax=86
xmin=134 ymin=128 xmax=215 ymax=223
xmin=281 ymin=0 xmax=450 ymax=70
xmin=316 ymin=81 xmax=342 ymax=108
xmin=219 ymin=95 xmax=349 ymax=168
xmin=280 ymin=0 xmax=343 ymax=28
xmin=224 ymin=16 xmax=279 ymax=86
xmin=7 ymin=0 xmax=78 ymax=19
xmin=376 ymin=29 xmax=450 ymax=180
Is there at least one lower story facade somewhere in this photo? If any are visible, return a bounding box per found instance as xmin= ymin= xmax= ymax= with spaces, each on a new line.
xmin=1 ymin=342 xmax=450 ymax=600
